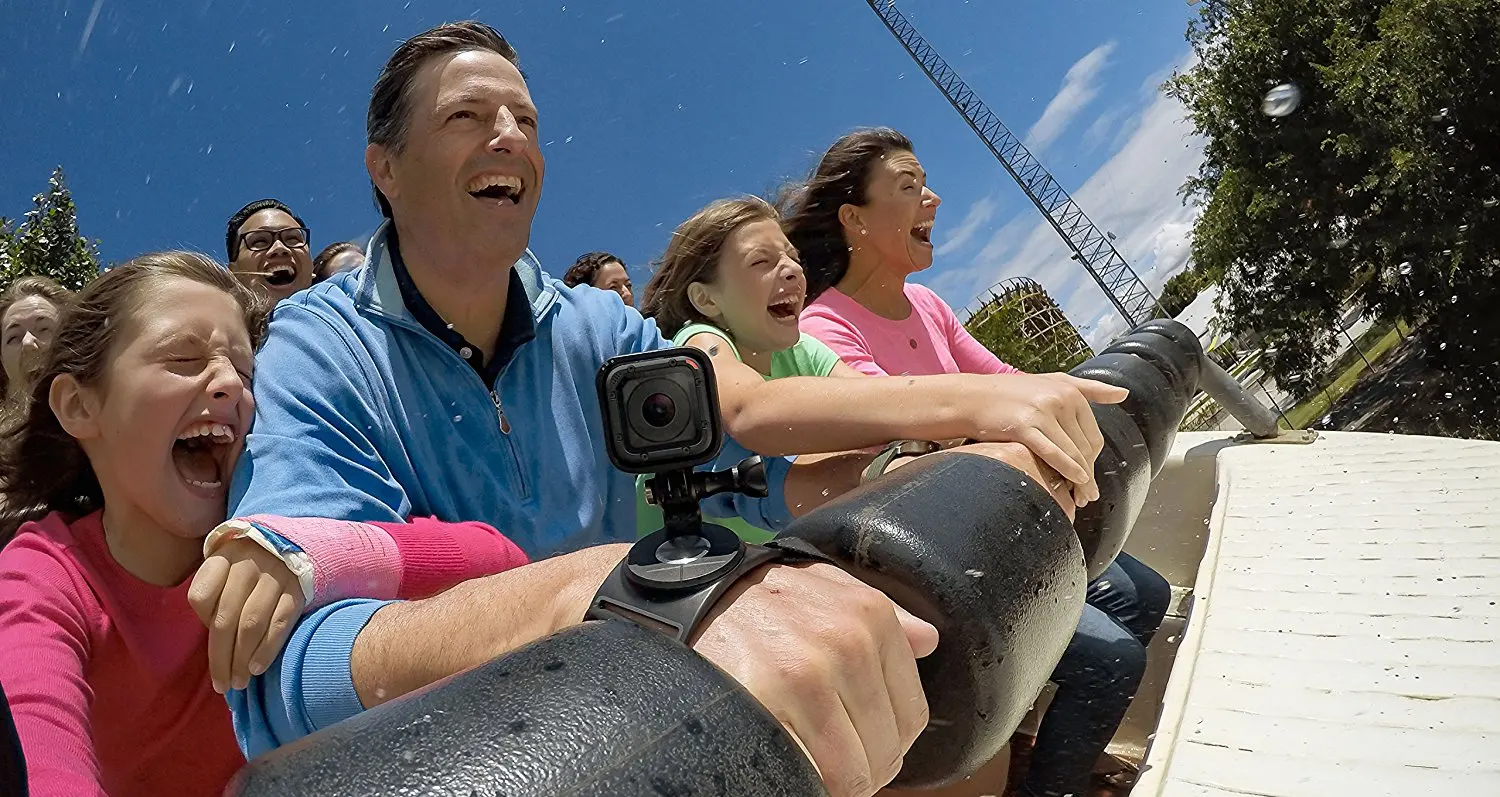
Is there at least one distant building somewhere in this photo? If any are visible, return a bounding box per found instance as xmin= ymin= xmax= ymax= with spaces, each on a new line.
xmin=962 ymin=277 xmax=1094 ymax=373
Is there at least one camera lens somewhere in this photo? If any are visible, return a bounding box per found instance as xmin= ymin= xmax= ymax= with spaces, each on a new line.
xmin=642 ymin=393 xmax=676 ymax=428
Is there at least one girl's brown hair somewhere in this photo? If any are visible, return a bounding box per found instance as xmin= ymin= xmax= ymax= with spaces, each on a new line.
xmin=0 ymin=252 xmax=270 ymax=543
xmin=640 ymin=196 xmax=779 ymax=338
xmin=779 ymin=127 xmax=915 ymax=300
xmin=0 ymin=275 xmax=74 ymax=397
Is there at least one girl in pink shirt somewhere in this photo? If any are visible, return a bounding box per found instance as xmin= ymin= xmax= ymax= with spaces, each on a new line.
xmin=0 ymin=253 xmax=526 ymax=797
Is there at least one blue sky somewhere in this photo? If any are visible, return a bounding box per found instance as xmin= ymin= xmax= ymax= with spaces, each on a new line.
xmin=0 ymin=0 xmax=1201 ymax=344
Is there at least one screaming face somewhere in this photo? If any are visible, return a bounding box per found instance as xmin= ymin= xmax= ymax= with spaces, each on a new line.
xmin=848 ymin=150 xmax=942 ymax=275
xmin=230 ymin=208 xmax=314 ymax=303
xmin=71 ymin=276 xmax=256 ymax=545
xmin=695 ymin=219 xmax=807 ymax=360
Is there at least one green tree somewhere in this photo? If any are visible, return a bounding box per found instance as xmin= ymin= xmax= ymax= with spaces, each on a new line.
xmin=1158 ymin=265 xmax=1216 ymax=318
xmin=1167 ymin=0 xmax=1500 ymax=411
xmin=2 ymin=167 xmax=101 ymax=293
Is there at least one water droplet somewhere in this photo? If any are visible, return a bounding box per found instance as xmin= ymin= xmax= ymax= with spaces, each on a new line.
xmin=964 ymin=569 xmax=985 ymax=578
xmin=1459 ymin=224 xmax=1470 ymax=232
xmin=453 ymin=415 xmax=463 ymax=423
xmin=1398 ymin=261 xmax=1413 ymax=275
xmin=1445 ymin=392 xmax=1453 ymax=399
xmin=1484 ymin=198 xmax=1499 ymax=208
xmin=1447 ymin=126 xmax=1457 ymax=135
xmin=1261 ymin=83 xmax=1302 ymax=117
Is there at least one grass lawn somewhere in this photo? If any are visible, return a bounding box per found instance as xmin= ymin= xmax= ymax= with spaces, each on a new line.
xmin=1280 ymin=321 xmax=1410 ymax=430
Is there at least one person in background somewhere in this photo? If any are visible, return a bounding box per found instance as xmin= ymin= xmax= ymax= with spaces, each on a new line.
xmin=636 ymin=195 xmax=1123 ymax=540
xmin=0 ymin=253 xmax=530 ymax=797
xmin=225 ymin=199 xmax=315 ymax=303
xmin=0 ymin=276 xmax=71 ymax=402
xmin=312 ymin=241 xmax=366 ymax=283
xmin=785 ymin=127 xmax=1171 ymax=797
xmin=562 ymin=250 xmax=634 ymax=306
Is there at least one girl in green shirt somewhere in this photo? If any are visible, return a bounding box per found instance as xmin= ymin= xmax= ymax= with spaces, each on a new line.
xmin=636 ymin=196 xmax=1125 ymax=540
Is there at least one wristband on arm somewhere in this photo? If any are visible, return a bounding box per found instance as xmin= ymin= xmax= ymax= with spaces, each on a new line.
xmin=203 ymin=519 xmax=316 ymax=605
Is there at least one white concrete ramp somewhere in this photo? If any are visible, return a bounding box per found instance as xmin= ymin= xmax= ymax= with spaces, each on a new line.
xmin=1135 ymin=431 xmax=1500 ymax=796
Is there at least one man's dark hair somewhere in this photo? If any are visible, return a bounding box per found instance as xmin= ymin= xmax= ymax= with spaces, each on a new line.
xmin=562 ymin=252 xmax=625 ymax=289
xmin=367 ymin=21 xmax=522 ymax=219
xmin=779 ymin=127 xmax=915 ymax=300
xmin=226 ymin=198 xmax=307 ymax=262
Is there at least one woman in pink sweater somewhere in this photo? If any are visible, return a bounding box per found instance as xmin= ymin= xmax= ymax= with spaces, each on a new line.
xmin=0 ymin=253 xmax=526 ymax=797
xmin=784 ymin=128 xmax=1173 ymax=797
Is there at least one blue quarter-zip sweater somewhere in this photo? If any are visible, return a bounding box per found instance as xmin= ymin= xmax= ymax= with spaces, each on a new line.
xmin=225 ymin=223 xmax=794 ymax=756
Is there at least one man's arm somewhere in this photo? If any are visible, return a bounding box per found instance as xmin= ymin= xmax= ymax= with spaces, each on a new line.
xmin=349 ymin=544 xmax=627 ymax=707
xmin=317 ymin=541 xmax=941 ymax=797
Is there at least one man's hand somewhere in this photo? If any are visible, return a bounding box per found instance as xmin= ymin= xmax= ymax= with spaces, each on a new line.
xmin=188 ymin=538 xmax=305 ymax=693
xmin=691 ymin=563 xmax=939 ymax=797
xmin=965 ymin=372 xmax=1126 ymax=507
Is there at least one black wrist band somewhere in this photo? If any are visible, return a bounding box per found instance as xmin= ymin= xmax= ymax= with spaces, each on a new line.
xmin=586 ymin=526 xmax=836 ymax=644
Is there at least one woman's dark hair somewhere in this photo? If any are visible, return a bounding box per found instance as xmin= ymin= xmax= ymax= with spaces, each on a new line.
xmin=368 ymin=21 xmax=521 ymax=219
xmin=562 ymin=252 xmax=625 ymax=289
xmin=313 ymin=241 xmax=364 ymax=282
xmin=779 ymin=127 xmax=915 ymax=300
xmin=640 ymin=196 xmax=779 ymax=338
xmin=0 ymin=276 xmax=73 ymax=398
xmin=0 ymin=252 xmax=270 ymax=543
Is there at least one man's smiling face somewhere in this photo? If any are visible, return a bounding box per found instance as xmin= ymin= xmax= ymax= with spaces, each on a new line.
xmin=368 ymin=49 xmax=544 ymax=270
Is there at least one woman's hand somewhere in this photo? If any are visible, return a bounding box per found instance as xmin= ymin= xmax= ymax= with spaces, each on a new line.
xmin=963 ymin=373 xmax=1127 ymax=506
xmin=187 ymin=539 xmax=305 ymax=693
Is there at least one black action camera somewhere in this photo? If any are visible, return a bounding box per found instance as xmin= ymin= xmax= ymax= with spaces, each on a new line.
xmin=597 ymin=347 xmax=723 ymax=474
xmin=597 ymin=347 xmax=767 ymax=550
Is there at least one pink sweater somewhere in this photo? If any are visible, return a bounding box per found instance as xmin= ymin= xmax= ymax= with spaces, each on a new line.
xmin=800 ymin=283 xmax=1019 ymax=377
xmin=0 ymin=511 xmax=527 ymax=796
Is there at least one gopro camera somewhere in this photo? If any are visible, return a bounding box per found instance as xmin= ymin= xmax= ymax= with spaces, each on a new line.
xmin=596 ymin=347 xmax=723 ymax=474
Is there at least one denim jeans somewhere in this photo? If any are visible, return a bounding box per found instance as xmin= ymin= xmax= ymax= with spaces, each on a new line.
xmin=1019 ymin=552 xmax=1171 ymax=797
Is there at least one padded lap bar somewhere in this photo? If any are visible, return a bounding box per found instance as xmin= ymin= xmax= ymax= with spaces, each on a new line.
xmin=228 ymin=620 xmax=824 ymax=797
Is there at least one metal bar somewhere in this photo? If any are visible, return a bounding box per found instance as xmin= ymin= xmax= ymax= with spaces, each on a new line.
xmin=1197 ymin=358 xmax=1282 ymax=439
xmin=864 ymin=0 xmax=1166 ymax=327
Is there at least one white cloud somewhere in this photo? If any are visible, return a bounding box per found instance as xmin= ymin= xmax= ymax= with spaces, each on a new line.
xmin=933 ymin=195 xmax=998 ymax=257
xmin=1025 ymin=41 xmax=1118 ymax=152
xmin=925 ymin=51 xmax=1205 ymax=348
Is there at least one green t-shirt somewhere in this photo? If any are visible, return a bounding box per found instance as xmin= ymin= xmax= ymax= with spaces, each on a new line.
xmin=635 ymin=322 xmax=842 ymax=542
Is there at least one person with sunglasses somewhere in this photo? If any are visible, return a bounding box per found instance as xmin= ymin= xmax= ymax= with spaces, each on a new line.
xmin=225 ymin=199 xmax=315 ymax=303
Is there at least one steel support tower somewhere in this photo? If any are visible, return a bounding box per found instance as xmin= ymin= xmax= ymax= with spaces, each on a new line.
xmin=866 ymin=0 xmax=1166 ymax=327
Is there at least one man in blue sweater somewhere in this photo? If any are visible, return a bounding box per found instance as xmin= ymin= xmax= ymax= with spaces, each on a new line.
xmin=224 ymin=21 xmax=943 ymax=797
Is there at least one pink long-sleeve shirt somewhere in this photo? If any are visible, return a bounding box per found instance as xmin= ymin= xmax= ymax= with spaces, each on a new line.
xmin=0 ymin=511 xmax=527 ymax=797
xmin=800 ymin=283 xmax=1020 ymax=377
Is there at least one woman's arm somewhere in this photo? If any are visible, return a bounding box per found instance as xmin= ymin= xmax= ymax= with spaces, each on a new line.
xmin=684 ymin=332 xmax=1126 ymax=489
xmin=0 ymin=541 xmax=108 ymax=797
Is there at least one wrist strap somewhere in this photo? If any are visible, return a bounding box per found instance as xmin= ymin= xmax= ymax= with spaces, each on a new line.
xmin=861 ymin=439 xmax=942 ymax=484
xmin=586 ymin=532 xmax=839 ymax=644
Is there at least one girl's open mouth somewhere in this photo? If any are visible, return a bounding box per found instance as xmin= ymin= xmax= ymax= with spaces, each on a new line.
xmin=172 ymin=420 xmax=237 ymax=492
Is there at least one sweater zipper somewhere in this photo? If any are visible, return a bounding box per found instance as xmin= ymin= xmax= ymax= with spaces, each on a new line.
xmin=490 ymin=389 xmax=512 ymax=434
